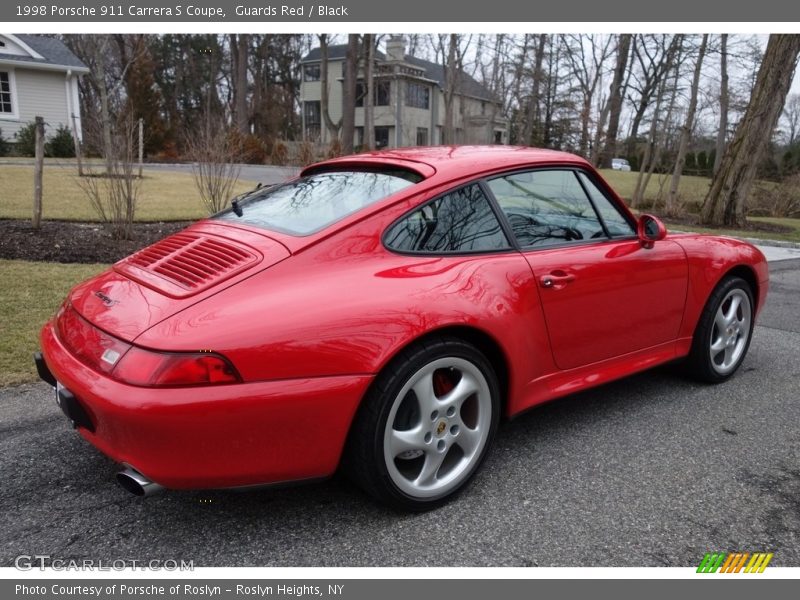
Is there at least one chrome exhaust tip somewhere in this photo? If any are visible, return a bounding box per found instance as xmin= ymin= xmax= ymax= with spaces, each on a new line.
xmin=116 ymin=467 xmax=164 ymax=497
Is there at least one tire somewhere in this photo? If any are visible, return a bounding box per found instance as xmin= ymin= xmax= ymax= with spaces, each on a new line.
xmin=686 ymin=275 xmax=755 ymax=384
xmin=343 ymin=336 xmax=500 ymax=511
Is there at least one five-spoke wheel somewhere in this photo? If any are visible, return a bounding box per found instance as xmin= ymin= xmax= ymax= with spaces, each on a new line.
xmin=344 ymin=337 xmax=499 ymax=510
xmin=688 ymin=275 xmax=755 ymax=383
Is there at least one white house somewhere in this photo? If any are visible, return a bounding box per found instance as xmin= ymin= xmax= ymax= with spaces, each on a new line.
xmin=300 ymin=36 xmax=508 ymax=149
xmin=0 ymin=34 xmax=88 ymax=143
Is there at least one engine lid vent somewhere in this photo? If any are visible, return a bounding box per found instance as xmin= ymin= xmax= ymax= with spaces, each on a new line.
xmin=115 ymin=232 xmax=261 ymax=298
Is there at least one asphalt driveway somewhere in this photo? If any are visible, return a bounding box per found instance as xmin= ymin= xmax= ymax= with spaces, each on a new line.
xmin=1 ymin=258 xmax=798 ymax=567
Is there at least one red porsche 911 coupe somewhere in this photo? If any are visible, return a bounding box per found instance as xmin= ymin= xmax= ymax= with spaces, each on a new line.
xmin=36 ymin=146 xmax=768 ymax=510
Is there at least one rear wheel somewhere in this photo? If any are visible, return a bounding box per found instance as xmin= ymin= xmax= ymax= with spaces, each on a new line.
xmin=344 ymin=337 xmax=500 ymax=511
xmin=687 ymin=276 xmax=754 ymax=383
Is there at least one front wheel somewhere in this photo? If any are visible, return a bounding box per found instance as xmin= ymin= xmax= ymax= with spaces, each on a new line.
xmin=686 ymin=276 xmax=755 ymax=383
xmin=344 ymin=337 xmax=500 ymax=511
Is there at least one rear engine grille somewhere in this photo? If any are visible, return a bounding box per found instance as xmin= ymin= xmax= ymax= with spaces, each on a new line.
xmin=116 ymin=232 xmax=260 ymax=296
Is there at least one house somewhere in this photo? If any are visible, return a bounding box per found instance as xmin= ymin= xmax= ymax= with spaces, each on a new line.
xmin=300 ymin=36 xmax=508 ymax=149
xmin=0 ymin=34 xmax=88 ymax=143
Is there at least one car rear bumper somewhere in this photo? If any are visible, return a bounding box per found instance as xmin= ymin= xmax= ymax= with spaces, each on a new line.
xmin=38 ymin=321 xmax=372 ymax=490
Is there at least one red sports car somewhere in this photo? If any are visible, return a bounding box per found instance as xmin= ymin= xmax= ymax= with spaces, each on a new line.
xmin=36 ymin=146 xmax=768 ymax=510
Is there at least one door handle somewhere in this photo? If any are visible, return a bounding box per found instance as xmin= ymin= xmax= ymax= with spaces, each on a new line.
xmin=539 ymin=272 xmax=576 ymax=288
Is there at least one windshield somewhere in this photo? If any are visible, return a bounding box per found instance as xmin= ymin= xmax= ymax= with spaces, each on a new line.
xmin=215 ymin=169 xmax=423 ymax=235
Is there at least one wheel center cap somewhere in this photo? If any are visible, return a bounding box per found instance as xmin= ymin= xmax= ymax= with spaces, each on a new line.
xmin=436 ymin=421 xmax=447 ymax=436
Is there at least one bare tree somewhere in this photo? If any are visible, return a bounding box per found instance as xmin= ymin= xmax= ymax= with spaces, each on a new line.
xmin=318 ymin=34 xmax=341 ymax=142
xmin=78 ymin=115 xmax=141 ymax=240
xmin=598 ymin=34 xmax=632 ymax=167
xmin=632 ymin=38 xmax=682 ymax=208
xmin=666 ymin=34 xmax=708 ymax=216
xmin=784 ymin=93 xmax=800 ymax=145
xmin=186 ymin=117 xmax=243 ymax=214
xmin=625 ymin=35 xmax=678 ymax=159
xmin=522 ymin=34 xmax=547 ymax=146
xmin=340 ymin=34 xmax=360 ymax=154
xmin=363 ymin=34 xmax=375 ymax=150
xmin=230 ymin=34 xmax=250 ymax=135
xmin=701 ymin=35 xmax=800 ymax=227
xmin=714 ymin=34 xmax=730 ymax=175
xmin=561 ymin=34 xmax=614 ymax=157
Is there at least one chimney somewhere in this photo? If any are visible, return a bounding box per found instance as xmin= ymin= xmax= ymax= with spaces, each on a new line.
xmin=386 ymin=35 xmax=406 ymax=62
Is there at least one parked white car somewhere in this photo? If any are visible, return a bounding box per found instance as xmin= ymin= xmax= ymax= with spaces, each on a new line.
xmin=611 ymin=158 xmax=631 ymax=171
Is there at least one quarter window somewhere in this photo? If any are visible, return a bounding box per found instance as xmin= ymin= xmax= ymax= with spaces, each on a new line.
xmin=384 ymin=184 xmax=510 ymax=253
xmin=487 ymin=170 xmax=606 ymax=248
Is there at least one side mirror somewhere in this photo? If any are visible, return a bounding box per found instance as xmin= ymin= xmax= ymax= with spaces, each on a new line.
xmin=637 ymin=214 xmax=667 ymax=249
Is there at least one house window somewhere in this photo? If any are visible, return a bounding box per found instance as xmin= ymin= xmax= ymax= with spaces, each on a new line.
xmin=304 ymin=101 xmax=321 ymax=139
xmin=375 ymin=126 xmax=391 ymax=149
xmin=303 ymin=64 xmax=320 ymax=82
xmin=355 ymin=80 xmax=391 ymax=107
xmin=494 ymin=130 xmax=503 ymax=144
xmin=375 ymin=81 xmax=391 ymax=106
xmin=405 ymin=82 xmax=430 ymax=110
xmin=416 ymin=127 xmax=428 ymax=146
xmin=0 ymin=72 xmax=13 ymax=114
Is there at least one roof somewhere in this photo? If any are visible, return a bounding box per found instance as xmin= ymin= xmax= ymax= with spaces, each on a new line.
xmin=302 ymin=44 xmax=496 ymax=103
xmin=0 ymin=34 xmax=89 ymax=72
xmin=303 ymin=145 xmax=590 ymax=182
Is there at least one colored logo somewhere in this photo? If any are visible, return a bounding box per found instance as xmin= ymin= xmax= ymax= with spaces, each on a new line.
xmin=697 ymin=552 xmax=774 ymax=573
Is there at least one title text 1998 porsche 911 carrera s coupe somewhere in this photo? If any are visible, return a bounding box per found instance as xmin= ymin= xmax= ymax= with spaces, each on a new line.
xmin=35 ymin=146 xmax=768 ymax=510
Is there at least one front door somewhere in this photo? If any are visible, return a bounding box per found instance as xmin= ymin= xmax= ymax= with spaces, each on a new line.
xmin=485 ymin=168 xmax=688 ymax=370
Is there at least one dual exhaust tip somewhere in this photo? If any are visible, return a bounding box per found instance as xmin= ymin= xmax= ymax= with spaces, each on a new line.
xmin=115 ymin=466 xmax=163 ymax=497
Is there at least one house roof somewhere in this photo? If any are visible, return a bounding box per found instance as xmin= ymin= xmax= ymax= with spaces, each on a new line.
xmin=302 ymin=44 xmax=497 ymax=103
xmin=0 ymin=34 xmax=89 ymax=72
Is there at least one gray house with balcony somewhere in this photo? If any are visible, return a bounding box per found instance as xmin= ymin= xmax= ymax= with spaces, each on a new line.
xmin=0 ymin=34 xmax=88 ymax=144
xmin=300 ymin=36 xmax=508 ymax=149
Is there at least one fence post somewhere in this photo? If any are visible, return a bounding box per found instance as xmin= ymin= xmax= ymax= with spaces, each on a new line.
xmin=33 ymin=116 xmax=44 ymax=229
xmin=71 ymin=112 xmax=83 ymax=177
xmin=138 ymin=117 xmax=144 ymax=178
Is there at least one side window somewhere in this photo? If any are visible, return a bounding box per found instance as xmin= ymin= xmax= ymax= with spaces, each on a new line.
xmin=384 ymin=184 xmax=510 ymax=253
xmin=577 ymin=172 xmax=636 ymax=237
xmin=487 ymin=170 xmax=606 ymax=248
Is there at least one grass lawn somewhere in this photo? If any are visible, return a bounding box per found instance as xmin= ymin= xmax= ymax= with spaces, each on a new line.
xmin=665 ymin=216 xmax=800 ymax=244
xmin=0 ymin=260 xmax=107 ymax=386
xmin=0 ymin=164 xmax=255 ymax=222
xmin=598 ymin=168 xmax=713 ymax=205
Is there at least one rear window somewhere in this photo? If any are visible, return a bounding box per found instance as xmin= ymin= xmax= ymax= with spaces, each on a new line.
xmin=215 ymin=169 xmax=422 ymax=235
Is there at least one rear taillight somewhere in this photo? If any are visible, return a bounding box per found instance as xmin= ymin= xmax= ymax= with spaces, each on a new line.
xmin=56 ymin=302 xmax=240 ymax=387
xmin=112 ymin=348 xmax=241 ymax=387
xmin=56 ymin=304 xmax=132 ymax=375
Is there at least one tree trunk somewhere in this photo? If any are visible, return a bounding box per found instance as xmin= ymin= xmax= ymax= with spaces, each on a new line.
xmin=318 ymin=35 xmax=341 ymax=142
xmin=701 ymin=35 xmax=800 ymax=227
xmin=364 ymin=34 xmax=375 ymax=150
xmin=230 ymin=34 xmax=250 ymax=135
xmin=340 ymin=34 xmax=359 ymax=154
xmin=666 ymin=34 xmax=708 ymax=216
xmin=443 ymin=34 xmax=458 ymax=144
xmin=522 ymin=34 xmax=547 ymax=146
xmin=599 ymin=34 xmax=632 ymax=167
xmin=713 ymin=34 xmax=729 ymax=176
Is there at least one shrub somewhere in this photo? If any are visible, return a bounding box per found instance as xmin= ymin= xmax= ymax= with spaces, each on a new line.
xmin=229 ymin=132 xmax=267 ymax=164
xmin=757 ymin=174 xmax=800 ymax=218
xmin=14 ymin=122 xmax=38 ymax=157
xmin=45 ymin=125 xmax=76 ymax=158
xmin=297 ymin=140 xmax=316 ymax=166
xmin=0 ymin=128 xmax=9 ymax=157
xmin=270 ymin=140 xmax=288 ymax=166
xmin=327 ymin=138 xmax=342 ymax=159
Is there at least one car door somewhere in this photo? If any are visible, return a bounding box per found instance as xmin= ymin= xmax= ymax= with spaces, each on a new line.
xmin=485 ymin=168 xmax=688 ymax=371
